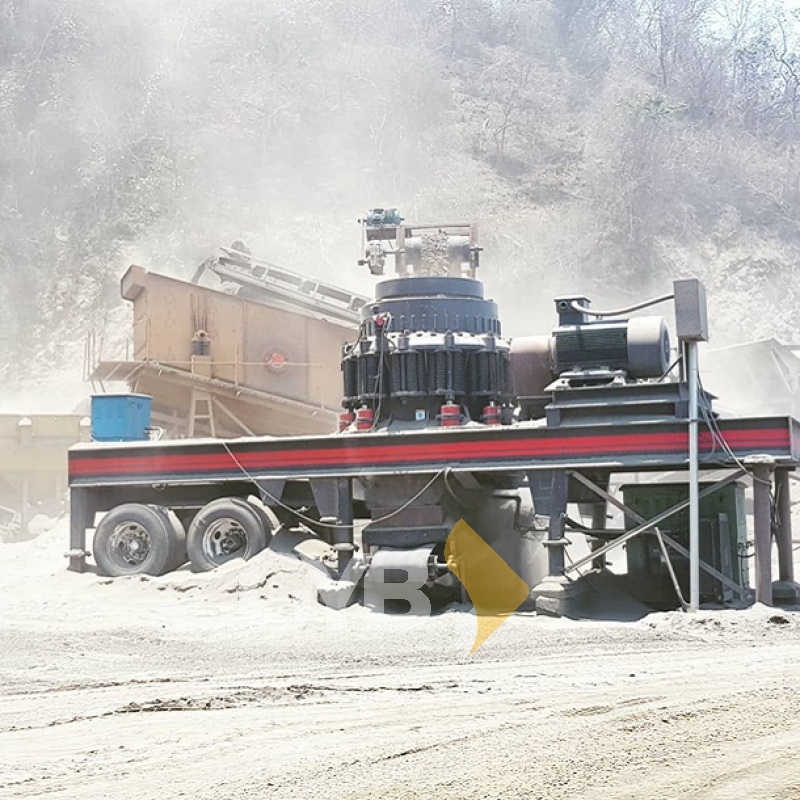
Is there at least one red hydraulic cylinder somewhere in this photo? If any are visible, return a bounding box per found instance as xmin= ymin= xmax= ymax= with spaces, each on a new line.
xmin=440 ymin=403 xmax=461 ymax=427
xmin=355 ymin=406 xmax=374 ymax=431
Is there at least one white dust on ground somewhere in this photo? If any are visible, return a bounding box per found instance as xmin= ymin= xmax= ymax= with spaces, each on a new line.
xmin=2 ymin=520 xmax=800 ymax=799
xmin=5 ymin=517 xmax=796 ymax=638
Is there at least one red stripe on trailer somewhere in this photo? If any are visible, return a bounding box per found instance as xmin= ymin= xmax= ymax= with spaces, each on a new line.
xmin=68 ymin=426 xmax=791 ymax=478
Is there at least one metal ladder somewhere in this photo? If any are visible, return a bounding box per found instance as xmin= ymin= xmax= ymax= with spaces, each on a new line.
xmin=188 ymin=391 xmax=216 ymax=438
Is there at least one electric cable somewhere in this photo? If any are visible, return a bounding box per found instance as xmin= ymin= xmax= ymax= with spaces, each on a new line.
xmin=659 ymin=354 xmax=683 ymax=382
xmin=698 ymin=374 xmax=772 ymax=486
xmin=571 ymin=293 xmax=674 ymax=318
xmin=220 ymin=438 xmax=445 ymax=530
xmin=370 ymin=311 xmax=393 ymax=431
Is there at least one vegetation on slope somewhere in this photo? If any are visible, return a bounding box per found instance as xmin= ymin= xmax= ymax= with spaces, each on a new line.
xmin=3 ymin=0 xmax=800 ymax=385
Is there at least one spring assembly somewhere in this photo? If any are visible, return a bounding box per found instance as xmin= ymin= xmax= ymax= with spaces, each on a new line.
xmin=477 ymin=351 xmax=492 ymax=395
xmin=406 ymin=351 xmax=419 ymax=393
xmin=435 ymin=351 xmax=448 ymax=395
xmin=452 ymin=350 xmax=466 ymax=396
xmin=501 ymin=354 xmax=514 ymax=397
xmin=357 ymin=356 xmax=368 ymax=400
xmin=342 ymin=357 xmax=358 ymax=402
xmin=342 ymin=325 xmax=513 ymax=417
xmin=390 ymin=354 xmax=402 ymax=394
xmin=426 ymin=352 xmax=437 ymax=394
xmin=365 ymin=353 xmax=380 ymax=398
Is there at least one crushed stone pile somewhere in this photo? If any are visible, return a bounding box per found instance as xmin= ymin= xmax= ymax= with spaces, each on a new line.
xmin=637 ymin=602 xmax=800 ymax=640
xmin=1 ymin=517 xmax=342 ymax=609
xmin=153 ymin=545 xmax=328 ymax=606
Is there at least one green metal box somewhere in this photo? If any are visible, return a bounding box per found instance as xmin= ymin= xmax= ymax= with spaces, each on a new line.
xmin=621 ymin=482 xmax=748 ymax=608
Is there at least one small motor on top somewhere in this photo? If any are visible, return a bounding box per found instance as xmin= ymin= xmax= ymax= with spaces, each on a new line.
xmin=358 ymin=209 xmax=481 ymax=278
xmin=359 ymin=208 xmax=404 ymax=275
xmin=364 ymin=208 xmax=404 ymax=227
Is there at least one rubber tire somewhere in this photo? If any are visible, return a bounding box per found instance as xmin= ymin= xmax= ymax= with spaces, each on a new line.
xmin=133 ymin=505 xmax=187 ymax=572
xmin=160 ymin=508 xmax=187 ymax=571
xmin=186 ymin=497 xmax=268 ymax=572
xmin=93 ymin=503 xmax=174 ymax=577
xmin=245 ymin=497 xmax=278 ymax=541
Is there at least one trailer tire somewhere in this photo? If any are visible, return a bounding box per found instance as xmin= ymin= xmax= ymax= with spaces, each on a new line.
xmin=245 ymin=497 xmax=278 ymax=541
xmin=135 ymin=505 xmax=187 ymax=572
xmin=163 ymin=508 xmax=187 ymax=571
xmin=93 ymin=504 xmax=174 ymax=577
xmin=186 ymin=498 xmax=268 ymax=572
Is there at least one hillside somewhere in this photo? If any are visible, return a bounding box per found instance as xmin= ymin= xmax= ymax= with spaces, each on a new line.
xmin=3 ymin=0 xmax=800 ymax=400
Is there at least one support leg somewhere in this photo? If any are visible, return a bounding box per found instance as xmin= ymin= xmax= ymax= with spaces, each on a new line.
xmin=68 ymin=487 xmax=96 ymax=573
xmin=545 ymin=470 xmax=568 ymax=576
xmin=773 ymin=469 xmax=800 ymax=604
xmin=334 ymin=477 xmax=354 ymax=574
xmin=751 ymin=463 xmax=774 ymax=606
xmin=317 ymin=478 xmax=359 ymax=610
xmin=775 ymin=469 xmax=794 ymax=583
xmin=530 ymin=470 xmax=586 ymax=616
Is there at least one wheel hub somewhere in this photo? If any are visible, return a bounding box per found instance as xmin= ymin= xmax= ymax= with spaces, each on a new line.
xmin=202 ymin=518 xmax=246 ymax=562
xmin=110 ymin=522 xmax=152 ymax=567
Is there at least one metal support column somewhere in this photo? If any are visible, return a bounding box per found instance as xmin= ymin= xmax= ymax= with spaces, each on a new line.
xmin=530 ymin=469 xmax=583 ymax=616
xmin=334 ymin=477 xmax=355 ymax=574
xmin=686 ymin=339 xmax=700 ymax=610
xmin=545 ymin=471 xmax=569 ymax=576
xmin=751 ymin=461 xmax=774 ymax=605
xmin=775 ymin=469 xmax=795 ymax=584
xmin=67 ymin=487 xmax=96 ymax=572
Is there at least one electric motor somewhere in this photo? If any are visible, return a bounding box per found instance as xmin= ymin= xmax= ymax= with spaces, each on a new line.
xmin=552 ymin=316 xmax=670 ymax=379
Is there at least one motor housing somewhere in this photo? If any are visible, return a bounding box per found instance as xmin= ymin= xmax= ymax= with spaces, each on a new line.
xmin=552 ymin=316 xmax=670 ymax=380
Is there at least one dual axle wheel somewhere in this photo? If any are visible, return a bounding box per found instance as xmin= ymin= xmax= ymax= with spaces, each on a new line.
xmin=93 ymin=498 xmax=274 ymax=577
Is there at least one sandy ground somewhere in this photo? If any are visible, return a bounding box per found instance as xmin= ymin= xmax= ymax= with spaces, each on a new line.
xmin=2 ymin=521 xmax=800 ymax=799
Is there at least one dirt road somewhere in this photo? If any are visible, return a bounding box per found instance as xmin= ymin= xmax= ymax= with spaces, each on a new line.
xmin=2 ymin=524 xmax=800 ymax=799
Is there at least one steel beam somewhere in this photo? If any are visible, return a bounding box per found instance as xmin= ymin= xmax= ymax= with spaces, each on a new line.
xmin=68 ymin=416 xmax=800 ymax=488
xmin=590 ymin=501 xmax=608 ymax=570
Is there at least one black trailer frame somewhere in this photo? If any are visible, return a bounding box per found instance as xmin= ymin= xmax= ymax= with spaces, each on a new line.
xmin=68 ymin=415 xmax=800 ymax=606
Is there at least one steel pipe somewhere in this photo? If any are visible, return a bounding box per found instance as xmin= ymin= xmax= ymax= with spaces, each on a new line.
xmin=687 ymin=340 xmax=700 ymax=610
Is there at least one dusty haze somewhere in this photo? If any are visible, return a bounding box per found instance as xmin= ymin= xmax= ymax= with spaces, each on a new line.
xmin=4 ymin=0 xmax=800 ymax=401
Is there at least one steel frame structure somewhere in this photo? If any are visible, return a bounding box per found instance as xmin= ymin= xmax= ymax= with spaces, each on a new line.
xmin=68 ymin=415 xmax=800 ymax=608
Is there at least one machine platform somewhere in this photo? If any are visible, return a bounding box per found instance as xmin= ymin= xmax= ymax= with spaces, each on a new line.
xmin=68 ymin=415 xmax=800 ymax=486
